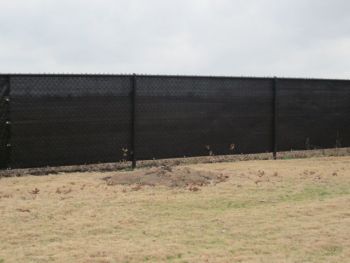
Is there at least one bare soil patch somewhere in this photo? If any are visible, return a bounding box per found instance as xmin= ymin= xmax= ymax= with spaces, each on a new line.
xmin=103 ymin=165 xmax=228 ymax=188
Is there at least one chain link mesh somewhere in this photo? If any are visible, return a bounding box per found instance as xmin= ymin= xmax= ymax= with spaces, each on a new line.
xmin=135 ymin=76 xmax=274 ymax=160
xmin=277 ymin=78 xmax=350 ymax=151
xmin=10 ymin=75 xmax=132 ymax=168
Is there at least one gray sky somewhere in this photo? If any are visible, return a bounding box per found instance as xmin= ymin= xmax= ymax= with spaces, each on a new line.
xmin=1 ymin=0 xmax=349 ymax=78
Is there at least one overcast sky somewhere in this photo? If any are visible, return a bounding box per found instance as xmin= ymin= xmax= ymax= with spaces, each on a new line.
xmin=0 ymin=0 xmax=349 ymax=78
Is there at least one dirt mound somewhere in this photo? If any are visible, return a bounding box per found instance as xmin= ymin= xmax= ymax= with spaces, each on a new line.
xmin=103 ymin=166 xmax=228 ymax=188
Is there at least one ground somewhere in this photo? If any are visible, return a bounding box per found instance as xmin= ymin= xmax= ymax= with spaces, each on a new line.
xmin=0 ymin=156 xmax=349 ymax=263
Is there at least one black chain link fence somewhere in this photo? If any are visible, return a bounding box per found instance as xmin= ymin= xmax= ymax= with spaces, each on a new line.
xmin=0 ymin=74 xmax=349 ymax=169
xmin=9 ymin=75 xmax=132 ymax=168
xmin=277 ymin=78 xmax=350 ymax=151
xmin=135 ymin=76 xmax=274 ymax=160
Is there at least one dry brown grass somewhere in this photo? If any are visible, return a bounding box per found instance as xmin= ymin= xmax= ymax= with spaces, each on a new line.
xmin=0 ymin=156 xmax=349 ymax=263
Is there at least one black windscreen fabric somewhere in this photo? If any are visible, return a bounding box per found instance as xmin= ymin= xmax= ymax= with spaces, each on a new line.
xmin=10 ymin=75 xmax=132 ymax=168
xmin=135 ymin=76 xmax=274 ymax=160
xmin=277 ymin=79 xmax=350 ymax=151
xmin=1 ymin=74 xmax=349 ymax=169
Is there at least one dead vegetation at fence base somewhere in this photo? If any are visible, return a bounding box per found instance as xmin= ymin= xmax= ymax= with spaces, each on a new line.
xmin=1 ymin=147 xmax=349 ymax=178
xmin=103 ymin=166 xmax=228 ymax=188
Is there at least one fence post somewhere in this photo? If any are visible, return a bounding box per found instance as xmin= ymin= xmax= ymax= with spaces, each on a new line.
xmin=131 ymin=74 xmax=137 ymax=169
xmin=272 ymin=77 xmax=278 ymax=159
xmin=0 ymin=75 xmax=11 ymax=169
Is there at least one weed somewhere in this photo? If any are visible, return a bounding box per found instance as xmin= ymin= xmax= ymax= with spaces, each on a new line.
xmin=29 ymin=188 xmax=40 ymax=195
xmin=318 ymin=245 xmax=343 ymax=257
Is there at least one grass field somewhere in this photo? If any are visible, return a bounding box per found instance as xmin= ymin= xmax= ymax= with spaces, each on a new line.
xmin=0 ymin=156 xmax=350 ymax=263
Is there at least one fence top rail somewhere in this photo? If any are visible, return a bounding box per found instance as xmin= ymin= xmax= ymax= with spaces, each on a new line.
xmin=0 ymin=73 xmax=349 ymax=82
